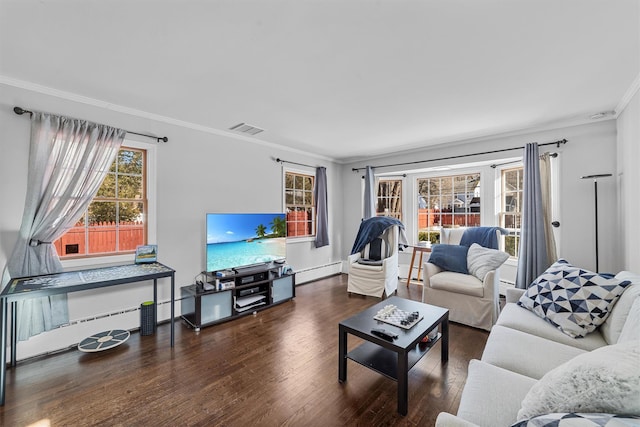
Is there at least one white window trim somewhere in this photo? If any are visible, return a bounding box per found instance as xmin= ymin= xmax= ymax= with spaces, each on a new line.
xmin=376 ymin=176 xmax=405 ymax=221
xmin=61 ymin=139 xmax=157 ymax=269
xmin=494 ymin=153 xmax=561 ymax=264
xmin=495 ymin=161 xmax=523 ymax=259
xmin=413 ymin=168 xmax=485 ymax=244
xmin=282 ymin=165 xmax=316 ymax=244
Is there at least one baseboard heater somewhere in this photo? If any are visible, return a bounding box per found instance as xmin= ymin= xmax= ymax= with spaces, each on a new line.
xmin=53 ymin=299 xmax=177 ymax=329
xmin=294 ymin=261 xmax=342 ymax=284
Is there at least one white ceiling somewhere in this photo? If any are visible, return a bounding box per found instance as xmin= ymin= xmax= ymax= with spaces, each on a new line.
xmin=1 ymin=0 xmax=638 ymax=163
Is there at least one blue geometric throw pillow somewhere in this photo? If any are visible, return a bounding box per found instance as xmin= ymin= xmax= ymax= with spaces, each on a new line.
xmin=511 ymin=413 xmax=640 ymax=427
xmin=518 ymin=259 xmax=632 ymax=338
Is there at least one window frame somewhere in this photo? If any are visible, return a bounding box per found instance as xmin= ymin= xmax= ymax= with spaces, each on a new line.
xmin=283 ymin=168 xmax=316 ymax=242
xmin=415 ymin=171 xmax=482 ymax=244
xmin=376 ymin=178 xmax=403 ymax=221
xmin=60 ymin=140 xmax=157 ymax=269
xmin=499 ymin=165 xmax=524 ymax=259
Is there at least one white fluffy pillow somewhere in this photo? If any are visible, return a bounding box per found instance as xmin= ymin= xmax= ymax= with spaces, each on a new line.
xmin=517 ymin=340 xmax=640 ymax=421
xmin=466 ymin=243 xmax=509 ymax=281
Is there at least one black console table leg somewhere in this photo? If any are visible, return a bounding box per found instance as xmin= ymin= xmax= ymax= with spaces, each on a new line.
xmin=170 ymin=273 xmax=175 ymax=347
xmin=153 ymin=279 xmax=158 ymax=329
xmin=10 ymin=302 xmax=16 ymax=368
xmin=0 ymin=297 xmax=7 ymax=405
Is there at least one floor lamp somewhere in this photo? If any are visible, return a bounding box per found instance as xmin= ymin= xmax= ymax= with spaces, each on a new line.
xmin=581 ymin=173 xmax=612 ymax=272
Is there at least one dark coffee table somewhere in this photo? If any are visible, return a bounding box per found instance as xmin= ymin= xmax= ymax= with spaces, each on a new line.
xmin=338 ymin=296 xmax=449 ymax=415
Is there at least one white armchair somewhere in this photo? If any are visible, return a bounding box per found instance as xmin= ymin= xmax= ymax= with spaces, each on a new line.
xmin=422 ymin=227 xmax=505 ymax=331
xmin=348 ymin=225 xmax=400 ymax=298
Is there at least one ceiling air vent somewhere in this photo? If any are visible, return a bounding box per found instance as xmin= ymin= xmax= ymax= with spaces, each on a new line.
xmin=229 ymin=123 xmax=264 ymax=135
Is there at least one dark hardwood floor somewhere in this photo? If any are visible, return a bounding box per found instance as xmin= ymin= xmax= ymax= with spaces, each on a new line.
xmin=0 ymin=274 xmax=488 ymax=427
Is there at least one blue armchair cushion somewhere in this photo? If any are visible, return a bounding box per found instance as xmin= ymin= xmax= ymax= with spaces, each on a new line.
xmin=428 ymin=244 xmax=469 ymax=274
xmin=362 ymin=237 xmax=388 ymax=261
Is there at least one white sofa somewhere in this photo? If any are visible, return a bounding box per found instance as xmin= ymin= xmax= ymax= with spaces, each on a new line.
xmin=436 ymin=271 xmax=640 ymax=427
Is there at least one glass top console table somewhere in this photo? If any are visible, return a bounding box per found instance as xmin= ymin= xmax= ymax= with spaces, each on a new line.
xmin=0 ymin=262 xmax=175 ymax=405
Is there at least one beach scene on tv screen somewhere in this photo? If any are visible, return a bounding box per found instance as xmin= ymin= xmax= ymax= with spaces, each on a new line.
xmin=206 ymin=213 xmax=286 ymax=272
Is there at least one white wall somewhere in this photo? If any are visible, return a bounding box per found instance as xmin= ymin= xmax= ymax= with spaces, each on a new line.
xmin=0 ymin=83 xmax=343 ymax=360
xmin=0 ymin=80 xmax=632 ymax=361
xmin=340 ymin=120 xmax=622 ymax=278
xmin=617 ymin=88 xmax=640 ymax=272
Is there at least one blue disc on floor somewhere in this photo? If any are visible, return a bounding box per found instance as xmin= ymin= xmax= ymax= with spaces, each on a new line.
xmin=78 ymin=329 xmax=130 ymax=352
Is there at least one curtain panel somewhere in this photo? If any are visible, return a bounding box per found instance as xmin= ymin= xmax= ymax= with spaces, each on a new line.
xmin=363 ymin=166 xmax=376 ymax=219
xmin=3 ymin=112 xmax=125 ymax=340
xmin=314 ymin=166 xmax=329 ymax=248
xmin=515 ymin=143 xmax=549 ymax=289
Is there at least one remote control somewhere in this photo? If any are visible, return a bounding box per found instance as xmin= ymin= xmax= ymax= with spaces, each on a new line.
xmin=371 ymin=328 xmax=398 ymax=341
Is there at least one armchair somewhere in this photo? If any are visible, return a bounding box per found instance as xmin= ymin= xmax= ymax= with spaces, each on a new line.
xmin=348 ymin=224 xmax=400 ymax=298
xmin=422 ymin=227 xmax=506 ymax=331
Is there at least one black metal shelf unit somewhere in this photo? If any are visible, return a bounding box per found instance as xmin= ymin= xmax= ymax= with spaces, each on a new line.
xmin=180 ymin=264 xmax=295 ymax=331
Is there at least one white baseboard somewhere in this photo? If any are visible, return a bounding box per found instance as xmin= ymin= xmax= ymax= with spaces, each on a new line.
xmin=294 ymin=261 xmax=342 ymax=284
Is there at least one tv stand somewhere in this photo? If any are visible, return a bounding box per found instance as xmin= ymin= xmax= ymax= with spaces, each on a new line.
xmin=180 ymin=263 xmax=295 ymax=331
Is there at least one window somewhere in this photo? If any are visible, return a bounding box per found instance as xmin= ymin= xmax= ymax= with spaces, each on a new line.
xmin=416 ymin=173 xmax=481 ymax=244
xmin=376 ymin=179 xmax=402 ymax=220
xmin=500 ymin=167 xmax=523 ymax=257
xmin=54 ymin=147 xmax=147 ymax=258
xmin=284 ymin=171 xmax=315 ymax=238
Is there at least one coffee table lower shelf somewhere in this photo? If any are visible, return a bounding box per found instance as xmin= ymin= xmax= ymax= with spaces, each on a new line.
xmin=346 ymin=333 xmax=441 ymax=381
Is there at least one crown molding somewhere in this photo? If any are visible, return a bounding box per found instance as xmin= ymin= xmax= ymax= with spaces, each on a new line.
xmin=0 ymin=75 xmax=337 ymax=164
xmin=615 ymin=71 xmax=640 ymax=115
xmin=339 ymin=113 xmax=615 ymax=165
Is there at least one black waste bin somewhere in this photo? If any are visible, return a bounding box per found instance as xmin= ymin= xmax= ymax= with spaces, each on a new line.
xmin=140 ymin=301 xmax=156 ymax=336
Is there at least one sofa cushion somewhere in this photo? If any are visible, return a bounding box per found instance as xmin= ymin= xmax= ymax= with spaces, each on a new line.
xmin=512 ymin=413 xmax=640 ymax=427
xmin=600 ymin=273 xmax=640 ymax=344
xmin=350 ymin=261 xmax=383 ymax=272
xmin=517 ymin=259 xmax=632 ymax=338
xmin=430 ymin=271 xmax=484 ymax=297
xmin=466 ymin=243 xmax=509 ymax=281
xmin=457 ymin=359 xmax=537 ymax=427
xmin=517 ymin=340 xmax=640 ymax=421
xmin=481 ymin=325 xmax=586 ymax=379
xmin=497 ymin=304 xmax=606 ymax=351
xmin=440 ymin=227 xmax=466 ymax=245
xmin=429 ymin=244 xmax=469 ymax=274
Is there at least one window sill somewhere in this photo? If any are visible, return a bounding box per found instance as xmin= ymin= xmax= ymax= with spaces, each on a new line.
xmin=286 ymin=236 xmax=316 ymax=244
xmin=60 ymin=254 xmax=135 ymax=270
xmin=504 ymin=257 xmax=519 ymax=267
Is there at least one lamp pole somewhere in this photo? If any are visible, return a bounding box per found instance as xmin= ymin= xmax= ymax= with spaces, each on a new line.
xmin=580 ymin=174 xmax=612 ymax=272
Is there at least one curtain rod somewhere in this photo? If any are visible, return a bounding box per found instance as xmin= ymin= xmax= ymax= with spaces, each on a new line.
xmin=13 ymin=106 xmax=169 ymax=143
xmin=362 ymin=173 xmax=407 ymax=179
xmin=490 ymin=152 xmax=558 ymax=169
xmin=275 ymin=158 xmax=318 ymax=169
xmin=351 ymin=139 xmax=567 ymax=172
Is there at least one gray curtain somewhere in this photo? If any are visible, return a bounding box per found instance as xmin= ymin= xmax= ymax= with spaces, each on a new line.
xmin=363 ymin=166 xmax=375 ymax=219
xmin=314 ymin=166 xmax=329 ymax=248
xmin=539 ymin=153 xmax=557 ymax=265
xmin=516 ymin=143 xmax=549 ymax=289
xmin=3 ymin=112 xmax=125 ymax=340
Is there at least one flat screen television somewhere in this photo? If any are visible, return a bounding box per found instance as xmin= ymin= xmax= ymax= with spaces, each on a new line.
xmin=206 ymin=213 xmax=287 ymax=273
